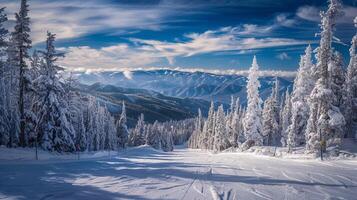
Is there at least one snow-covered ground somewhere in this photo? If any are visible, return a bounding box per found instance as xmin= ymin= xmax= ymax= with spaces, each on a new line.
xmin=0 ymin=146 xmax=357 ymax=200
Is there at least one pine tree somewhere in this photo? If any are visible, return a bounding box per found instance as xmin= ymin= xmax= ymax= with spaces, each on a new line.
xmin=76 ymin=111 xmax=87 ymax=151
xmin=280 ymin=90 xmax=292 ymax=147
xmin=146 ymin=121 xmax=162 ymax=149
xmin=128 ymin=114 xmax=145 ymax=146
xmin=32 ymin=32 xmax=75 ymax=152
xmin=4 ymin=37 xmax=20 ymax=148
xmin=213 ymin=105 xmax=228 ymax=152
xmin=117 ymin=102 xmax=129 ymax=149
xmin=288 ymin=45 xmax=315 ymax=148
xmin=188 ymin=109 xmax=203 ymax=148
xmin=342 ymin=17 xmax=357 ymax=138
xmin=330 ymin=52 xmax=345 ymax=108
xmin=201 ymin=101 xmax=215 ymax=149
xmin=161 ymin=131 xmax=174 ymax=152
xmin=13 ymin=0 xmax=32 ymax=147
xmin=230 ymin=98 xmax=241 ymax=147
xmin=306 ymin=0 xmax=345 ymax=153
xmin=262 ymin=78 xmax=280 ymax=146
xmin=243 ymin=56 xmax=263 ymax=147
xmin=0 ymin=7 xmax=9 ymax=146
xmin=104 ymin=108 xmax=116 ymax=150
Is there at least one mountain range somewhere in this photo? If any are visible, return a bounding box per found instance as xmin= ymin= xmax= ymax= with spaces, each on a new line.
xmin=76 ymin=69 xmax=294 ymax=104
xmin=79 ymin=83 xmax=213 ymax=127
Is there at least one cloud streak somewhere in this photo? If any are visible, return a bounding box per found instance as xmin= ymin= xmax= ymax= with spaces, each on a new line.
xmin=58 ymin=25 xmax=309 ymax=71
xmin=2 ymin=0 xmax=192 ymax=43
xmin=131 ymin=26 xmax=308 ymax=63
xmin=297 ymin=5 xmax=357 ymax=24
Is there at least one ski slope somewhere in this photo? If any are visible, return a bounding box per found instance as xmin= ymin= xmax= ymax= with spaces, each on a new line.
xmin=0 ymin=146 xmax=356 ymax=200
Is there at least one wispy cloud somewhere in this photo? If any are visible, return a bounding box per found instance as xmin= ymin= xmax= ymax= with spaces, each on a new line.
xmin=59 ymin=25 xmax=308 ymax=71
xmin=131 ymin=26 xmax=308 ymax=63
xmin=2 ymin=0 xmax=191 ymax=43
xmin=297 ymin=5 xmax=357 ymax=24
xmin=58 ymin=45 xmax=162 ymax=71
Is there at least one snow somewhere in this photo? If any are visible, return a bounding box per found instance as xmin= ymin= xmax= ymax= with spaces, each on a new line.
xmin=1 ymin=145 xmax=357 ymax=200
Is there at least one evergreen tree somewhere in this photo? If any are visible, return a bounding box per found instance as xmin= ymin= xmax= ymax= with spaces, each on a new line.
xmin=201 ymin=101 xmax=215 ymax=149
xmin=330 ymin=51 xmax=345 ymax=108
xmin=104 ymin=107 xmax=116 ymax=150
xmin=128 ymin=114 xmax=146 ymax=146
xmin=287 ymin=45 xmax=315 ymax=147
xmin=243 ymin=56 xmax=263 ymax=147
xmin=188 ymin=109 xmax=203 ymax=148
xmin=306 ymin=0 xmax=345 ymax=153
xmin=146 ymin=121 xmax=162 ymax=149
xmin=213 ymin=105 xmax=228 ymax=152
xmin=281 ymin=90 xmax=292 ymax=147
xmin=0 ymin=7 xmax=9 ymax=146
xmin=32 ymin=32 xmax=75 ymax=152
xmin=342 ymin=17 xmax=357 ymax=138
xmin=230 ymin=98 xmax=241 ymax=147
xmin=117 ymin=102 xmax=129 ymax=149
xmin=161 ymin=131 xmax=174 ymax=152
xmin=13 ymin=0 xmax=32 ymax=147
xmin=262 ymin=78 xmax=280 ymax=146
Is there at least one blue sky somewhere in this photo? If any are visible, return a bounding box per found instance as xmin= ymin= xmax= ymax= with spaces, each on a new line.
xmin=2 ymin=0 xmax=357 ymax=72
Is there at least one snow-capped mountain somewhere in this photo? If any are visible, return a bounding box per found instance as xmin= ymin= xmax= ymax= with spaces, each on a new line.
xmin=76 ymin=69 xmax=294 ymax=104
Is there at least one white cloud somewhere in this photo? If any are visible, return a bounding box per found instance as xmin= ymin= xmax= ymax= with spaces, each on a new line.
xmin=2 ymin=0 xmax=187 ymax=43
xmin=58 ymin=25 xmax=309 ymax=71
xmin=58 ymin=45 xmax=162 ymax=72
xmin=297 ymin=5 xmax=357 ymax=24
xmin=131 ymin=26 xmax=308 ymax=63
xmin=276 ymin=52 xmax=290 ymax=60
xmin=296 ymin=6 xmax=320 ymax=22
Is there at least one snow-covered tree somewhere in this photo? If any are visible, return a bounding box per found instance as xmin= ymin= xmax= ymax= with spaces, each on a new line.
xmin=262 ymin=78 xmax=280 ymax=146
xmin=0 ymin=7 xmax=9 ymax=146
xmin=213 ymin=105 xmax=228 ymax=152
xmin=116 ymin=102 xmax=129 ymax=149
xmin=145 ymin=121 xmax=161 ymax=149
xmin=330 ymin=51 xmax=345 ymax=107
xmin=243 ymin=56 xmax=263 ymax=147
xmin=32 ymin=32 xmax=75 ymax=152
xmin=305 ymin=0 xmax=345 ymax=153
xmin=128 ymin=113 xmax=146 ymax=147
xmin=280 ymin=90 xmax=292 ymax=147
xmin=201 ymin=101 xmax=215 ymax=149
xmin=12 ymin=0 xmax=32 ymax=147
xmin=188 ymin=109 xmax=203 ymax=148
xmin=161 ymin=130 xmax=174 ymax=152
xmin=342 ymin=17 xmax=357 ymax=138
xmin=287 ymin=45 xmax=315 ymax=148
xmin=75 ymin=111 xmax=87 ymax=151
xmin=103 ymin=107 xmax=117 ymax=150
xmin=2 ymin=36 xmax=20 ymax=148
xmin=230 ymin=98 xmax=242 ymax=147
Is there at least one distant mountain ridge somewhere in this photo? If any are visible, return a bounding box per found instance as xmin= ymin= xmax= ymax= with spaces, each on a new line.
xmin=79 ymin=83 xmax=214 ymax=127
xmin=76 ymin=69 xmax=294 ymax=104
